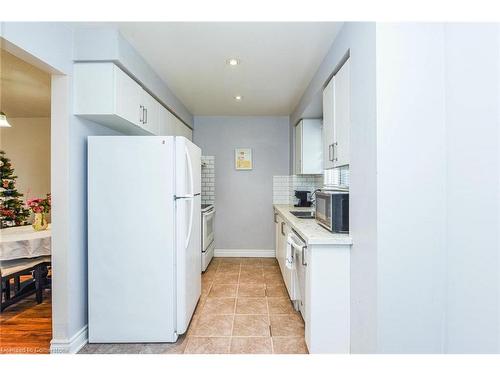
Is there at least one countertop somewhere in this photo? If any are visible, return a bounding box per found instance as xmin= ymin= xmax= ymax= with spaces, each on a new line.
xmin=273 ymin=204 xmax=352 ymax=246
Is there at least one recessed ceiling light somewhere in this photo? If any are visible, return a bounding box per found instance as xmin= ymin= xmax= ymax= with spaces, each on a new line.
xmin=234 ymin=95 xmax=243 ymax=101
xmin=227 ymin=58 xmax=240 ymax=66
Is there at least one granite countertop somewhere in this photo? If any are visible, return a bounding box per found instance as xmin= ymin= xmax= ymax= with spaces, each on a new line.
xmin=273 ymin=204 xmax=352 ymax=246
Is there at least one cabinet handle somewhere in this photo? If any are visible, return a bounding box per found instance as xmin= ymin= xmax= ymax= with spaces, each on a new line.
xmin=333 ymin=142 xmax=338 ymax=162
xmin=274 ymin=213 xmax=278 ymax=223
xmin=302 ymin=246 xmax=308 ymax=266
xmin=281 ymin=221 xmax=285 ymax=236
xmin=329 ymin=144 xmax=334 ymax=161
xmin=145 ymin=107 xmax=148 ymax=124
xmin=139 ymin=105 xmax=143 ymax=123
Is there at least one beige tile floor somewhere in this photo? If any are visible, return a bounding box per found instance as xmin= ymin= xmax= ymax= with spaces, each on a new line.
xmin=79 ymin=257 xmax=308 ymax=354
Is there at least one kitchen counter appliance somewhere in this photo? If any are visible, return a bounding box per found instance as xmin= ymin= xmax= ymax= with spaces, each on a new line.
xmin=315 ymin=190 xmax=349 ymax=233
xmin=294 ymin=190 xmax=312 ymax=207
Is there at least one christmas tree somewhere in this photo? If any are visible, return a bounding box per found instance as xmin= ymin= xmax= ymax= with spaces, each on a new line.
xmin=1 ymin=150 xmax=30 ymax=228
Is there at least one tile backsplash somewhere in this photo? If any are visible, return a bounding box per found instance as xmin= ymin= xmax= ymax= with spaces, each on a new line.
xmin=273 ymin=175 xmax=323 ymax=205
xmin=324 ymin=166 xmax=350 ymax=187
xmin=273 ymin=167 xmax=350 ymax=205
xmin=201 ymin=156 xmax=215 ymax=205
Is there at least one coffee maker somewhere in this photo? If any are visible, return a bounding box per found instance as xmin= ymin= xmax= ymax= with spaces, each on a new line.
xmin=294 ymin=190 xmax=312 ymax=207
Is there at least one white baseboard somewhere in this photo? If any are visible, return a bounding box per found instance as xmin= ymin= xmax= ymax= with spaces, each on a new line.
xmin=50 ymin=325 xmax=88 ymax=354
xmin=214 ymin=249 xmax=275 ymax=258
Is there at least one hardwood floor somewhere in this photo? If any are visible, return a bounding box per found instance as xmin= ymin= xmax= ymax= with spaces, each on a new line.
xmin=0 ymin=286 xmax=52 ymax=354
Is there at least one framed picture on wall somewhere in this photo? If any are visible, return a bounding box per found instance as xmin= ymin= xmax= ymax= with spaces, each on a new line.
xmin=235 ymin=148 xmax=253 ymax=170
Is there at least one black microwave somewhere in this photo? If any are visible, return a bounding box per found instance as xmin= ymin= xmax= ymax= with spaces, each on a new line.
xmin=315 ymin=191 xmax=349 ymax=233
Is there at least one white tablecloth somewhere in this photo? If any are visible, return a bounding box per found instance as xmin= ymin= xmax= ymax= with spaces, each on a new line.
xmin=0 ymin=224 xmax=51 ymax=261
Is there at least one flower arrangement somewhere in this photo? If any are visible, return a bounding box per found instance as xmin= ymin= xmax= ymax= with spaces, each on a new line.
xmin=27 ymin=193 xmax=51 ymax=214
xmin=27 ymin=193 xmax=51 ymax=231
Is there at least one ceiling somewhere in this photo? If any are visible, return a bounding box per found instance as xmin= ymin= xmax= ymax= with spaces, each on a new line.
xmin=0 ymin=49 xmax=51 ymax=118
xmin=100 ymin=22 xmax=342 ymax=116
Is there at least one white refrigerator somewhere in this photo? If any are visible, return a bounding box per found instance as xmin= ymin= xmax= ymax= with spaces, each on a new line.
xmin=87 ymin=136 xmax=201 ymax=343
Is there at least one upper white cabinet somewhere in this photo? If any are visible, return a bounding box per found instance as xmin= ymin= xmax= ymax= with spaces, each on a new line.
xmin=75 ymin=62 xmax=174 ymax=137
xmin=174 ymin=117 xmax=193 ymax=141
xmin=294 ymin=119 xmax=323 ymax=175
xmin=113 ymin=64 xmax=143 ymax=127
xmin=158 ymin=106 xmax=193 ymax=140
xmin=140 ymin=89 xmax=160 ymax=135
xmin=158 ymin=106 xmax=175 ymax=136
xmin=322 ymin=76 xmax=335 ymax=170
xmin=322 ymin=58 xmax=350 ymax=169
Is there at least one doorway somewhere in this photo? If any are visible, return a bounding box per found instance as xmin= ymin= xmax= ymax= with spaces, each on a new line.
xmin=0 ymin=47 xmax=52 ymax=353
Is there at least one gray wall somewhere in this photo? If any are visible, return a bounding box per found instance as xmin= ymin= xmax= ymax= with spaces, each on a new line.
xmin=194 ymin=116 xmax=290 ymax=251
xmin=291 ymin=22 xmax=378 ymax=353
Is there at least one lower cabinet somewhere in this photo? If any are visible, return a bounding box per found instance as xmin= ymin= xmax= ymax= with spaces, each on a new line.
xmin=304 ymin=243 xmax=350 ymax=353
xmin=274 ymin=209 xmax=351 ymax=354
xmin=274 ymin=212 xmax=287 ymax=276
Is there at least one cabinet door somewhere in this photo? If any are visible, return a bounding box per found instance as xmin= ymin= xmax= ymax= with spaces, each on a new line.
xmin=74 ymin=63 xmax=115 ymax=115
xmin=302 ymin=119 xmax=323 ymax=174
xmin=295 ymin=121 xmax=303 ymax=174
xmin=114 ymin=65 xmax=143 ymax=126
xmin=333 ymin=59 xmax=350 ymax=167
xmin=322 ymin=78 xmax=335 ymax=169
xmin=140 ymin=90 xmax=160 ymax=135
xmin=174 ymin=117 xmax=193 ymax=141
xmin=158 ymin=106 xmax=170 ymax=136
xmin=276 ymin=216 xmax=287 ymax=273
xmin=179 ymin=124 xmax=193 ymax=141
xmin=274 ymin=212 xmax=280 ymax=259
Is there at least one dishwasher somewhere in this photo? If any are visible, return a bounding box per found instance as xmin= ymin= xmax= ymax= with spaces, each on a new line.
xmin=286 ymin=229 xmax=307 ymax=318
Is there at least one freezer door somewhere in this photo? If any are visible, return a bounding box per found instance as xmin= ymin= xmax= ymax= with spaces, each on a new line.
xmin=88 ymin=136 xmax=177 ymax=342
xmin=175 ymin=136 xmax=201 ymax=196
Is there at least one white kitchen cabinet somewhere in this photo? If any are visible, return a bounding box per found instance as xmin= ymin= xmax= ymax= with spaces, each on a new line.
xmin=322 ymin=58 xmax=350 ymax=168
xmin=322 ymin=76 xmax=335 ymax=169
xmin=273 ymin=206 xmax=351 ymax=353
xmin=140 ymin=90 xmax=160 ymax=135
xmin=158 ymin=106 xmax=193 ymax=140
xmin=294 ymin=119 xmax=323 ymax=174
xmin=274 ymin=211 xmax=280 ymax=259
xmin=114 ymin=64 xmax=143 ymax=127
xmin=304 ymin=243 xmax=350 ymax=353
xmin=174 ymin=116 xmax=193 ymax=141
xmin=158 ymin=106 xmax=175 ymax=136
xmin=275 ymin=211 xmax=286 ymax=272
xmin=333 ymin=59 xmax=350 ymax=167
xmin=74 ymin=62 xmax=161 ymax=135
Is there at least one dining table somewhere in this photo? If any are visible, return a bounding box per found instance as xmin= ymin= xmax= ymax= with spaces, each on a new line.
xmin=0 ymin=224 xmax=51 ymax=262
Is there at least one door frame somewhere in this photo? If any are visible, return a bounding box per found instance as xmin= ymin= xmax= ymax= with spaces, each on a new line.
xmin=1 ymin=36 xmax=71 ymax=353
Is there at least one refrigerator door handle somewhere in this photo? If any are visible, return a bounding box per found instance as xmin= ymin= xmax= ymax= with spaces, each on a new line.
xmin=184 ymin=144 xmax=195 ymax=248
xmin=185 ymin=197 xmax=194 ymax=249
xmin=185 ymin=145 xmax=194 ymax=196
xmin=175 ymin=193 xmax=200 ymax=200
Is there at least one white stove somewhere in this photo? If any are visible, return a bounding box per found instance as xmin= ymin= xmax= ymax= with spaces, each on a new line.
xmin=201 ymin=204 xmax=215 ymax=271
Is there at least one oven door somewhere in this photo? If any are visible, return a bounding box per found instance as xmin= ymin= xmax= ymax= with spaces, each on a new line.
xmin=315 ymin=192 xmax=332 ymax=231
xmin=202 ymin=208 xmax=215 ymax=251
